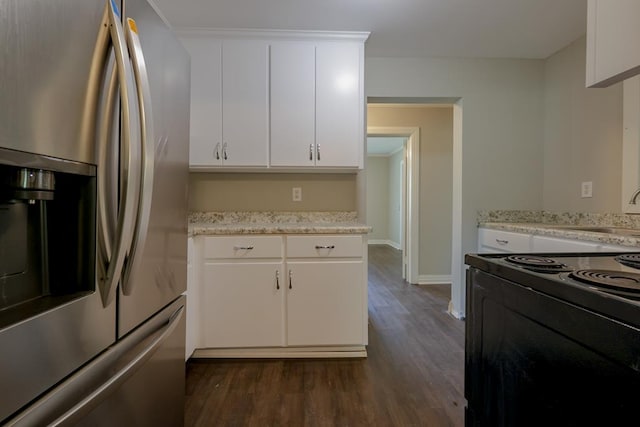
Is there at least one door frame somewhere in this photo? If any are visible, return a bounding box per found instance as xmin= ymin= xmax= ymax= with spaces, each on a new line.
xmin=367 ymin=126 xmax=420 ymax=283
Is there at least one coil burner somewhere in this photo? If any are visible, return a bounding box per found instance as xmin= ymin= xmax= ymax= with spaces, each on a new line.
xmin=569 ymin=269 xmax=640 ymax=300
xmin=614 ymin=254 xmax=640 ymax=270
xmin=505 ymin=255 xmax=573 ymax=274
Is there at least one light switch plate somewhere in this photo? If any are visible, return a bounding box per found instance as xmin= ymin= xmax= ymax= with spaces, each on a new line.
xmin=581 ymin=181 xmax=593 ymax=198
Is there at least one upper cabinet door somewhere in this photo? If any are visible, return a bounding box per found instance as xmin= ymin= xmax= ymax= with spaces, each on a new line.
xmin=586 ymin=0 xmax=640 ymax=88
xmin=316 ymin=42 xmax=363 ymax=168
xmin=182 ymin=38 xmax=223 ymax=166
xmin=222 ymin=40 xmax=269 ymax=166
xmin=270 ymin=41 xmax=316 ymax=167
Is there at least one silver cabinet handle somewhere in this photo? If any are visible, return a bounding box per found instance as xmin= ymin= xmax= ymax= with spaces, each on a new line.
xmin=215 ymin=142 xmax=220 ymax=160
xmin=315 ymin=245 xmax=335 ymax=249
xmin=223 ymin=142 xmax=228 ymax=160
xmin=233 ymin=245 xmax=254 ymax=250
xmin=288 ymin=270 xmax=293 ymax=290
xmin=276 ymin=270 xmax=280 ymax=290
xmin=121 ymin=17 xmax=156 ymax=296
xmin=495 ymin=239 xmax=509 ymax=245
xmin=317 ymin=143 xmax=321 ymax=161
xmin=309 ymin=144 xmax=313 ymax=161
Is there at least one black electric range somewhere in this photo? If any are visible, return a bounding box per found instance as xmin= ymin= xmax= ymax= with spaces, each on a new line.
xmin=464 ymin=252 xmax=640 ymax=427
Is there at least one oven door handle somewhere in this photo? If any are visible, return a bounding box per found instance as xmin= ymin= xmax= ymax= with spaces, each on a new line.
xmin=120 ymin=17 xmax=156 ymax=295
xmin=5 ymin=303 xmax=184 ymax=427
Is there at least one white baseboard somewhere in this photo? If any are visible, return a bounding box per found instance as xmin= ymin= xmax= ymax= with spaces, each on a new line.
xmin=417 ymin=274 xmax=452 ymax=285
xmin=192 ymin=345 xmax=367 ymax=359
xmin=448 ymin=301 xmax=465 ymax=320
xmin=368 ymin=239 xmax=401 ymax=250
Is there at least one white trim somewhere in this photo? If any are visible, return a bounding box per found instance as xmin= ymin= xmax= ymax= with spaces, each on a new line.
xmin=450 ymin=102 xmax=465 ymax=318
xmin=448 ymin=302 xmax=465 ymax=320
xmin=417 ymin=275 xmax=452 ymax=285
xmin=368 ymin=239 xmax=401 ymax=250
xmin=174 ymin=28 xmax=370 ymax=42
xmin=192 ymin=346 xmax=367 ymax=359
xmin=623 ymin=76 xmax=640 ymax=213
xmin=367 ymin=126 xmax=420 ymax=284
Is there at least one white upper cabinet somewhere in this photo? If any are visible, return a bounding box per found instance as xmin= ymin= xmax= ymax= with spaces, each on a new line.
xmin=182 ymin=30 xmax=369 ymax=171
xmin=182 ymin=38 xmax=222 ymax=167
xmin=221 ymin=40 xmax=269 ymax=166
xmin=316 ymin=42 xmax=363 ymax=168
xmin=270 ymin=41 xmax=316 ymax=167
xmin=586 ymin=0 xmax=640 ymax=88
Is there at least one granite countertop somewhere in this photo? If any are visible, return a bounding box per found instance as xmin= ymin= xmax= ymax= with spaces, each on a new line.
xmin=188 ymin=211 xmax=372 ymax=236
xmin=477 ymin=210 xmax=640 ymax=248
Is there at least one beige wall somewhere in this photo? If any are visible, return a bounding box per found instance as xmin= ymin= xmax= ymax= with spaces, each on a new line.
xmin=388 ymin=149 xmax=403 ymax=246
xmin=189 ymin=173 xmax=357 ymax=211
xmin=368 ymin=106 xmax=453 ymax=277
xmin=543 ymin=37 xmax=623 ymax=212
xmin=366 ymin=157 xmax=390 ymax=240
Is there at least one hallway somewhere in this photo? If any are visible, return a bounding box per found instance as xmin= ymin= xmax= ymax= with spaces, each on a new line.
xmin=185 ymin=244 xmax=465 ymax=426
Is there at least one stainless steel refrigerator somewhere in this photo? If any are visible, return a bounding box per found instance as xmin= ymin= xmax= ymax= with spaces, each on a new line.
xmin=0 ymin=0 xmax=189 ymax=425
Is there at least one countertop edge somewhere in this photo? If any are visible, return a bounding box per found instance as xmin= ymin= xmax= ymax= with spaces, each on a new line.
xmin=189 ymin=223 xmax=372 ymax=237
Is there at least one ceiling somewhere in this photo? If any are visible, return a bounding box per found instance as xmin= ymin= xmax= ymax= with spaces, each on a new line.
xmin=152 ymin=0 xmax=587 ymax=59
xmin=367 ymin=137 xmax=405 ymax=156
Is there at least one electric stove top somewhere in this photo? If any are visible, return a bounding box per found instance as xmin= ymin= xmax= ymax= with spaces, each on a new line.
xmin=465 ymin=252 xmax=640 ymax=328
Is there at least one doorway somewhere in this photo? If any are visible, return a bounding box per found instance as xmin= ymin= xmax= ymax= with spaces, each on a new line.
xmin=366 ymin=102 xmax=460 ymax=317
xmin=366 ymin=129 xmax=419 ymax=282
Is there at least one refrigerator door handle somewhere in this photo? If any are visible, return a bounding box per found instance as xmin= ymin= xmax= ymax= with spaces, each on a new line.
xmin=6 ymin=304 xmax=185 ymax=427
xmin=97 ymin=61 xmax=119 ymax=275
xmin=97 ymin=0 xmax=141 ymax=307
xmin=121 ymin=17 xmax=156 ymax=295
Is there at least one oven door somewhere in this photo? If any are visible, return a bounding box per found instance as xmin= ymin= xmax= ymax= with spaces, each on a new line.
xmin=465 ymin=267 xmax=640 ymax=427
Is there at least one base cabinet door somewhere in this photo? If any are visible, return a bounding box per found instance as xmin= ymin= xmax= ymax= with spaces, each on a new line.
xmin=286 ymin=261 xmax=364 ymax=346
xmin=202 ymin=263 xmax=284 ymax=348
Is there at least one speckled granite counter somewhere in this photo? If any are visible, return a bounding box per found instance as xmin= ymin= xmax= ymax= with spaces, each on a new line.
xmin=189 ymin=211 xmax=372 ymax=236
xmin=478 ymin=210 xmax=640 ymax=248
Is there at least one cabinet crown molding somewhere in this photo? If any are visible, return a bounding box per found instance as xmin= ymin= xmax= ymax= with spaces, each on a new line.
xmin=175 ymin=27 xmax=370 ymax=42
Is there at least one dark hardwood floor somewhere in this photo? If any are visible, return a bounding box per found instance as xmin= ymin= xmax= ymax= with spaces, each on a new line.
xmin=185 ymin=244 xmax=465 ymax=426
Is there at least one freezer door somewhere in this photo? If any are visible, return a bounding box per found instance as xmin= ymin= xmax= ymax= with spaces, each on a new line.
xmin=118 ymin=0 xmax=190 ymax=336
xmin=6 ymin=296 xmax=185 ymax=427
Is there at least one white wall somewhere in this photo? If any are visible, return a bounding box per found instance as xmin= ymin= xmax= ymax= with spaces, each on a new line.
xmin=366 ymin=56 xmax=546 ymax=317
xmin=543 ymin=37 xmax=623 ymax=212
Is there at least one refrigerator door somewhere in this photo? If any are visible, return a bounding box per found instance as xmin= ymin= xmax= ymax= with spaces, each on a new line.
xmin=0 ymin=0 xmax=105 ymax=164
xmin=118 ymin=0 xmax=190 ymax=336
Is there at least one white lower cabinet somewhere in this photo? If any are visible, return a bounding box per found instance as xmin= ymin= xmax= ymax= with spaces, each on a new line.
xmin=532 ymin=235 xmax=601 ymax=253
xmin=477 ymin=228 xmax=532 ymax=253
xmin=203 ymin=262 xmax=284 ymax=348
xmin=195 ymin=234 xmax=367 ymax=357
xmin=287 ymin=261 xmax=364 ymax=346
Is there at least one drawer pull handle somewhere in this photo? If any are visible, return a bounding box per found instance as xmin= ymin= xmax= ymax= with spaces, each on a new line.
xmin=315 ymin=245 xmax=335 ymax=249
xmin=233 ymin=245 xmax=254 ymax=250
xmin=495 ymin=239 xmax=509 ymax=245
xmin=289 ymin=270 xmax=293 ymax=290
xmin=276 ymin=270 xmax=280 ymax=290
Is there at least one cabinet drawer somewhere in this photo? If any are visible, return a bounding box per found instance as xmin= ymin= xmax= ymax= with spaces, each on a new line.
xmin=203 ymin=236 xmax=283 ymax=259
xmin=286 ymin=235 xmax=363 ymax=258
xmin=478 ymin=228 xmax=531 ymax=253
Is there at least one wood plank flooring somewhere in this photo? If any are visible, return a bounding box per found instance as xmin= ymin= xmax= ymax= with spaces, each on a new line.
xmin=185 ymin=244 xmax=465 ymax=426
